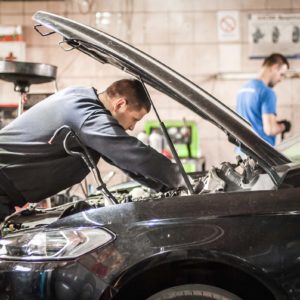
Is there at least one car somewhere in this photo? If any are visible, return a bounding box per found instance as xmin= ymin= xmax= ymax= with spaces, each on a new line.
xmin=0 ymin=10 xmax=300 ymax=300
xmin=276 ymin=134 xmax=300 ymax=163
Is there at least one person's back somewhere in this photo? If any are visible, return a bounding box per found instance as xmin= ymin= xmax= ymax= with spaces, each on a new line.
xmin=237 ymin=79 xmax=276 ymax=145
xmin=0 ymin=86 xmax=103 ymax=204
xmin=236 ymin=53 xmax=291 ymax=146
xmin=0 ymin=79 xmax=185 ymax=221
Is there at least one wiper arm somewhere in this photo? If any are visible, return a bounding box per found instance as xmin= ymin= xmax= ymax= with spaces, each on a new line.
xmin=139 ymin=79 xmax=194 ymax=194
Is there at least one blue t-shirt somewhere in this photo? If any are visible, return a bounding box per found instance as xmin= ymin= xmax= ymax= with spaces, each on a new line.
xmin=236 ymin=79 xmax=277 ymax=146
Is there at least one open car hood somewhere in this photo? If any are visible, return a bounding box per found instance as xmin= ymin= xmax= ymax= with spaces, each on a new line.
xmin=32 ymin=11 xmax=290 ymax=172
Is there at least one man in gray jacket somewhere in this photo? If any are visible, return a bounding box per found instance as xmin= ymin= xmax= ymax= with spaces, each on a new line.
xmin=0 ymin=79 xmax=184 ymax=221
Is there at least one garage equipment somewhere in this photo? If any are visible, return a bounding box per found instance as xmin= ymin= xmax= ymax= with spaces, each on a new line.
xmin=0 ymin=103 xmax=18 ymax=129
xmin=144 ymin=120 xmax=205 ymax=172
xmin=0 ymin=60 xmax=57 ymax=115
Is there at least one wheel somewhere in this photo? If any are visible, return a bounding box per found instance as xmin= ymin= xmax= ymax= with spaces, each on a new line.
xmin=146 ymin=284 xmax=242 ymax=300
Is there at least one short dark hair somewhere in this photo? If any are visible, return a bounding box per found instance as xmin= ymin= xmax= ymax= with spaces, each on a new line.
xmin=262 ymin=53 xmax=289 ymax=69
xmin=106 ymin=79 xmax=151 ymax=112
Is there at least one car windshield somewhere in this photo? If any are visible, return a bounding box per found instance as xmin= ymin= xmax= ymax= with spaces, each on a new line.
xmin=276 ymin=135 xmax=300 ymax=163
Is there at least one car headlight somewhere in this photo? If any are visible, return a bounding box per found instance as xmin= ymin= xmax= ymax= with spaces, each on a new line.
xmin=0 ymin=227 xmax=114 ymax=260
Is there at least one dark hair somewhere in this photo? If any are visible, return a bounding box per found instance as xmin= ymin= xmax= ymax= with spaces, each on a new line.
xmin=262 ymin=53 xmax=289 ymax=69
xmin=106 ymin=79 xmax=151 ymax=112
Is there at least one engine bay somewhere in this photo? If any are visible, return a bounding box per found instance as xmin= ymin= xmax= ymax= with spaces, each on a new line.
xmin=0 ymin=156 xmax=268 ymax=237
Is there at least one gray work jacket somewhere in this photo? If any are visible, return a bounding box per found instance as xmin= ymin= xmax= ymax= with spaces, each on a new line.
xmin=0 ymin=86 xmax=183 ymax=204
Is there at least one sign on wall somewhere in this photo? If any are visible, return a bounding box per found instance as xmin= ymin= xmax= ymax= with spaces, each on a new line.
xmin=0 ymin=25 xmax=26 ymax=61
xmin=217 ymin=11 xmax=240 ymax=42
xmin=249 ymin=14 xmax=300 ymax=59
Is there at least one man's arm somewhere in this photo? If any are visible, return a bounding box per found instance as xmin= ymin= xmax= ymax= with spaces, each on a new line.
xmin=79 ymin=112 xmax=184 ymax=191
xmin=101 ymin=155 xmax=183 ymax=192
xmin=262 ymin=113 xmax=285 ymax=136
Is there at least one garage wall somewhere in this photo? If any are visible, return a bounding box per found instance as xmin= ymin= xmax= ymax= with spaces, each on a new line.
xmin=1 ymin=0 xmax=300 ymax=185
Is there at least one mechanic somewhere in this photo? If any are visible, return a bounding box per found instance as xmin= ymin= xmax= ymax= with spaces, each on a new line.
xmin=0 ymin=79 xmax=185 ymax=221
xmin=236 ymin=53 xmax=291 ymax=146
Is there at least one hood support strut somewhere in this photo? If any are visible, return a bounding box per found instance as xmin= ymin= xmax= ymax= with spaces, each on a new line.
xmin=139 ymin=79 xmax=194 ymax=194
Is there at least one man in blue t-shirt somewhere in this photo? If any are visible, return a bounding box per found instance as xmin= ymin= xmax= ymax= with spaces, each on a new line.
xmin=236 ymin=53 xmax=291 ymax=146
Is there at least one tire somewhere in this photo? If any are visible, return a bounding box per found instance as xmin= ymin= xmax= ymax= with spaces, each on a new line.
xmin=146 ymin=284 xmax=242 ymax=300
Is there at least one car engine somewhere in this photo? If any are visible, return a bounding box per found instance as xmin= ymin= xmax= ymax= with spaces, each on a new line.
xmin=0 ymin=156 xmax=265 ymax=237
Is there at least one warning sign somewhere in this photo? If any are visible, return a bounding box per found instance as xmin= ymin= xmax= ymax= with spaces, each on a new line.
xmin=217 ymin=11 xmax=240 ymax=42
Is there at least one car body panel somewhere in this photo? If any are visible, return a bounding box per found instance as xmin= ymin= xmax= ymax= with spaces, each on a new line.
xmin=2 ymin=189 xmax=300 ymax=299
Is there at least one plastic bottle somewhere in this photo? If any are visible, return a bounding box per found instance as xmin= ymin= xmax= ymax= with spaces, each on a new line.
xmin=137 ymin=131 xmax=149 ymax=145
xmin=149 ymin=129 xmax=163 ymax=152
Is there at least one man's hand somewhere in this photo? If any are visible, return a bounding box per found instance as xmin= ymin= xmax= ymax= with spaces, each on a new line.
xmin=277 ymin=119 xmax=291 ymax=141
xmin=263 ymin=114 xmax=287 ymax=136
xmin=277 ymin=119 xmax=291 ymax=134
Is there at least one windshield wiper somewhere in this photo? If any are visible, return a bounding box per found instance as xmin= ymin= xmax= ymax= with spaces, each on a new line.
xmin=139 ymin=79 xmax=194 ymax=194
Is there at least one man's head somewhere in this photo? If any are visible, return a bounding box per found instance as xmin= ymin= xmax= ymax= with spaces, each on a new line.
xmin=262 ymin=53 xmax=289 ymax=87
xmin=104 ymin=79 xmax=151 ymax=131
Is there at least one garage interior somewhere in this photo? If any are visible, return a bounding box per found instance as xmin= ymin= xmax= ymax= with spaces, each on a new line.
xmin=1 ymin=1 xmax=300 ymax=300
xmin=0 ymin=0 xmax=299 ymax=194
